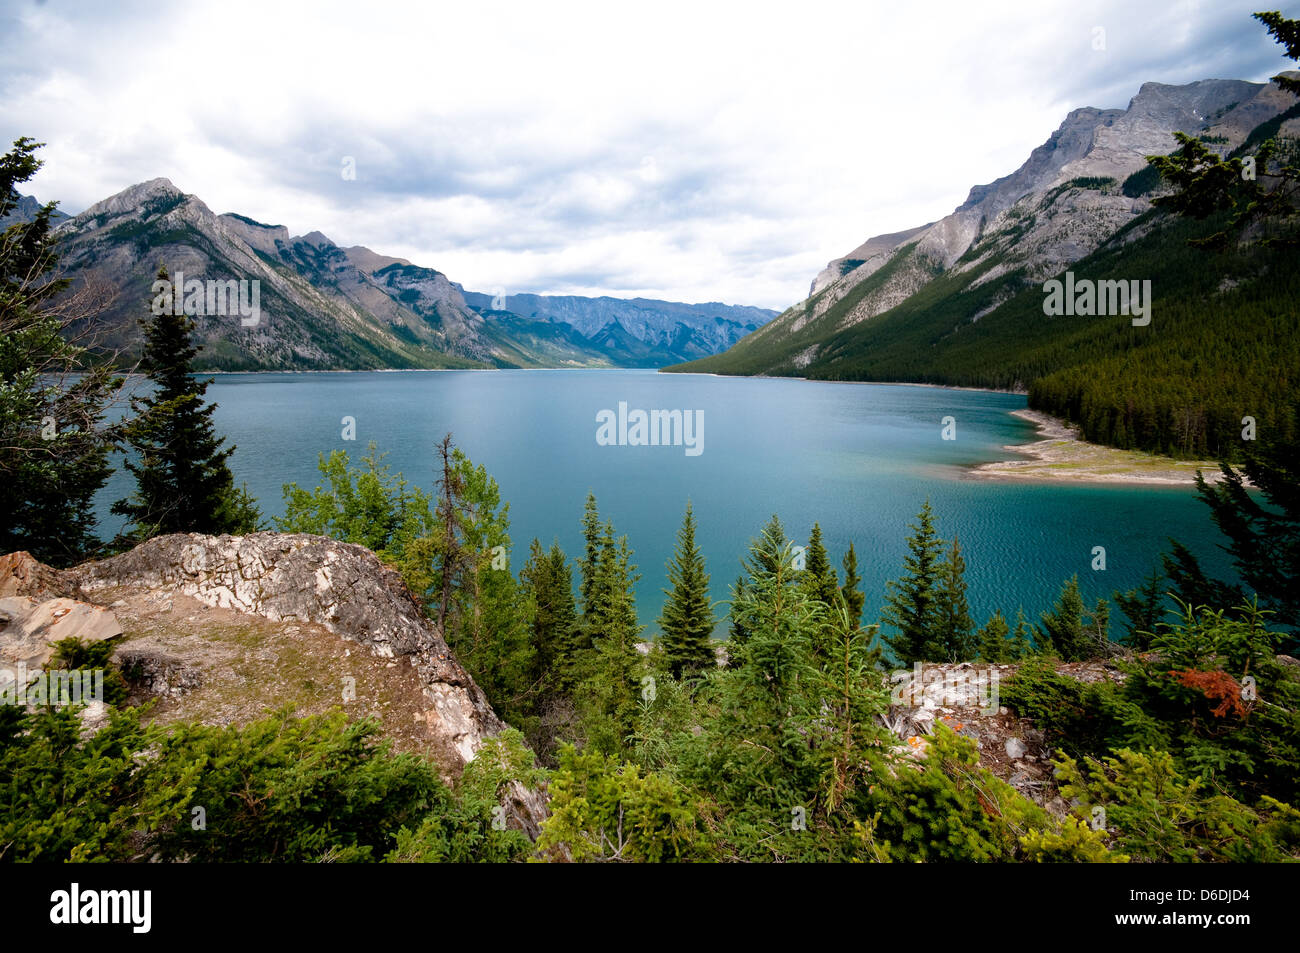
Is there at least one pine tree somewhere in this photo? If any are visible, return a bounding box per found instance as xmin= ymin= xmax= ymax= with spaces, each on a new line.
xmin=658 ymin=501 xmax=716 ymax=678
xmin=520 ymin=538 xmax=580 ymax=690
xmin=581 ymin=524 xmax=644 ymax=754
xmin=1114 ymin=566 xmax=1168 ymax=649
xmin=840 ymin=542 xmax=866 ymax=630
xmin=113 ymin=266 xmax=260 ymax=543
xmin=934 ymin=535 xmax=975 ymax=661
xmin=976 ymin=610 xmax=1010 ymax=663
xmin=1039 ymin=576 xmax=1092 ymax=661
xmin=430 ymin=437 xmax=534 ymax=721
xmin=1009 ymin=608 xmax=1034 ymax=660
xmin=881 ymin=501 xmax=945 ymax=664
xmin=727 ymin=515 xmax=789 ymax=658
xmin=578 ymin=492 xmax=602 ymax=616
xmin=801 ymin=523 xmax=840 ymax=608
xmin=1 ymin=138 xmax=125 ymax=565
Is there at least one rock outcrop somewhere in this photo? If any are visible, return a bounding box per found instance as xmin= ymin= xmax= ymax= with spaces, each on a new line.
xmin=0 ymin=550 xmax=67 ymax=600
xmin=63 ymin=532 xmax=505 ymax=763
xmin=1 ymin=533 xmax=548 ymax=835
xmin=0 ymin=595 xmax=122 ymax=673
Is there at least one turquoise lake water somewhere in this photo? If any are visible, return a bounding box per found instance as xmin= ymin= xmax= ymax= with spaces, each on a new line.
xmin=93 ymin=369 xmax=1235 ymax=636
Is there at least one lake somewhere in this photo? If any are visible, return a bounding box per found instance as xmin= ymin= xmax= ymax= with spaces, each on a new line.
xmin=94 ymin=369 xmax=1236 ymax=637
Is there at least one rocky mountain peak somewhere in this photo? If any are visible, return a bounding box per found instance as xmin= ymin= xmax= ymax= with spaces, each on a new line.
xmin=75 ymin=176 xmax=187 ymax=222
xmin=295 ymin=229 xmax=336 ymax=248
xmin=809 ymin=75 xmax=1292 ymax=298
xmin=707 ymin=72 xmax=1299 ymax=381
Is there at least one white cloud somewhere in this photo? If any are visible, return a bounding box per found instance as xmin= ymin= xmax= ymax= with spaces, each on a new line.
xmin=1 ymin=0 xmax=1292 ymax=309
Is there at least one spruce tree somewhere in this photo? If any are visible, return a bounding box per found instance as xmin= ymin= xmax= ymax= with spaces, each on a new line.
xmin=520 ymin=538 xmax=580 ymax=690
xmin=1164 ymin=399 xmax=1300 ymax=648
xmin=429 ymin=437 xmax=534 ymax=718
xmin=582 ymin=523 xmax=643 ymax=754
xmin=801 ymin=523 xmax=840 ymax=608
xmin=726 ymin=574 xmax=750 ymax=663
xmin=745 ymin=514 xmax=790 ymax=578
xmin=705 ymin=531 xmax=821 ymax=820
xmin=801 ymin=523 xmax=843 ymax=666
xmin=1085 ymin=598 xmax=1111 ymax=656
xmin=578 ymin=492 xmax=602 ymax=616
xmin=1114 ymin=566 xmax=1168 ymax=649
xmin=934 ymin=535 xmax=975 ymax=661
xmin=432 ymin=433 xmax=470 ymax=631
xmin=1 ymin=138 xmax=124 ymax=565
xmin=881 ymin=501 xmax=944 ymax=664
xmin=840 ymin=542 xmax=865 ymax=630
xmin=976 ymin=610 xmax=1010 ymax=663
xmin=1009 ymin=608 xmax=1034 ymax=660
xmin=658 ymin=501 xmax=716 ymax=678
xmin=817 ymin=606 xmax=890 ymax=813
xmin=462 ymin=541 xmax=532 ymax=723
xmin=1038 ymin=576 xmax=1090 ymax=661
xmin=113 ymin=266 xmax=259 ymax=543
xmin=727 ymin=515 xmax=789 ymax=658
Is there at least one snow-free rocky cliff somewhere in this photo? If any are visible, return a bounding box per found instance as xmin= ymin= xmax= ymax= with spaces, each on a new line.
xmin=751 ymin=75 xmax=1300 ymax=368
xmin=27 ymin=178 xmax=775 ymax=371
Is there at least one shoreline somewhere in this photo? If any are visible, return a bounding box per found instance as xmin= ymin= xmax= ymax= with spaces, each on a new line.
xmin=662 ymin=369 xmax=1027 ymax=397
xmin=971 ymin=408 xmax=1231 ymax=486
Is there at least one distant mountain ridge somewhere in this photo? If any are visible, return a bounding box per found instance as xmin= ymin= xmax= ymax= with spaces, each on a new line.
xmin=458 ymin=289 xmax=771 ymax=365
xmin=669 ymin=73 xmax=1300 ymax=460
xmin=0 ymin=191 xmax=69 ymax=230
xmin=13 ymin=180 xmax=775 ymax=371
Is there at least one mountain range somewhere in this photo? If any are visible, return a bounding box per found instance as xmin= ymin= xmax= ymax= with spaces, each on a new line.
xmin=670 ymin=74 xmax=1300 ymax=459
xmin=18 ymin=182 xmax=774 ymax=371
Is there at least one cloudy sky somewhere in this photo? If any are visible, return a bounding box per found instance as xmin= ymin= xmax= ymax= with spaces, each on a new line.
xmin=1 ymin=0 xmax=1293 ymax=309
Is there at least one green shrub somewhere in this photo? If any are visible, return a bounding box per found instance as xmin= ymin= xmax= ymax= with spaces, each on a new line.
xmin=1055 ymin=747 xmax=1300 ymax=862
xmin=535 ymin=744 xmax=705 ymax=862
xmin=859 ymin=724 xmax=1118 ymax=862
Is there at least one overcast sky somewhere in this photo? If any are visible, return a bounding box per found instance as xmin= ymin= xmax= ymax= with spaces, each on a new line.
xmin=1 ymin=0 xmax=1293 ymax=309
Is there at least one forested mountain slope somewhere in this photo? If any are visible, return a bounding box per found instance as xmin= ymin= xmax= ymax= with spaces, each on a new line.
xmin=670 ymin=76 xmax=1300 ymax=458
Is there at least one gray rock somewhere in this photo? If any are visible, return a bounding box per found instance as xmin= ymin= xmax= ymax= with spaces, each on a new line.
xmin=116 ymin=646 xmax=202 ymax=699
xmin=68 ymin=532 xmax=504 ymax=765
xmin=0 ymin=595 xmax=123 ymax=675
